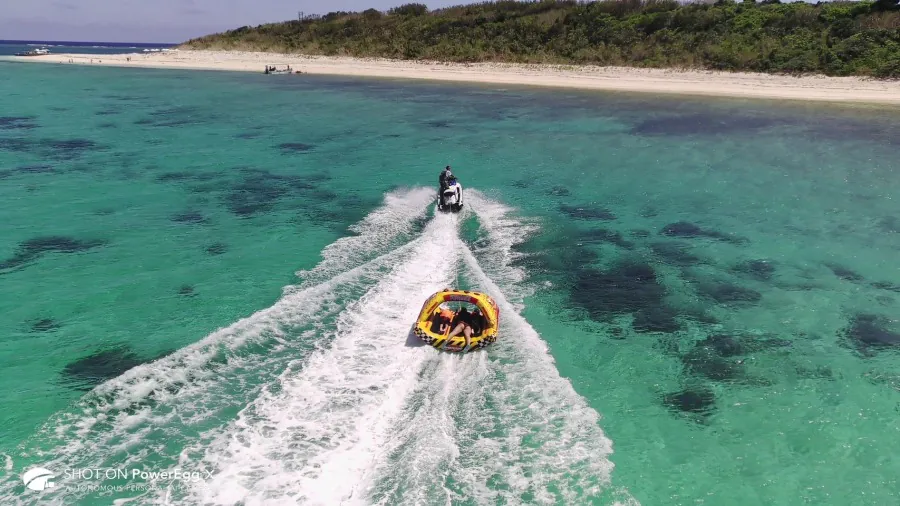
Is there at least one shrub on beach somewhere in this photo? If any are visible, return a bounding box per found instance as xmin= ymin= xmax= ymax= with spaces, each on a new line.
xmin=181 ymin=0 xmax=900 ymax=77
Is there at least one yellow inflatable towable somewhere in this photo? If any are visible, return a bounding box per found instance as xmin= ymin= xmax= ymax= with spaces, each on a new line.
xmin=413 ymin=289 xmax=500 ymax=353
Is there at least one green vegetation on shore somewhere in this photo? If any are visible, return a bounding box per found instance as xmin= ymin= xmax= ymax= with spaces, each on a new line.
xmin=182 ymin=0 xmax=900 ymax=77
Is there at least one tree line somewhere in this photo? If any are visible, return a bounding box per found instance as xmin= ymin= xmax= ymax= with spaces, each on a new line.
xmin=181 ymin=0 xmax=900 ymax=77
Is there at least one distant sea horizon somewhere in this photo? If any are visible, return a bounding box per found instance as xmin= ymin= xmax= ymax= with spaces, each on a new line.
xmin=0 ymin=39 xmax=177 ymax=47
xmin=0 ymin=39 xmax=176 ymax=57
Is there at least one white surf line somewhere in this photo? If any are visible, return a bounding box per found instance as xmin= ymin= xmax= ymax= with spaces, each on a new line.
xmin=0 ymin=247 xmax=418 ymax=505
xmin=165 ymin=212 xmax=462 ymax=506
xmin=365 ymin=347 xmax=489 ymax=506
xmin=364 ymin=194 xmax=548 ymax=505
xmin=296 ymin=186 xmax=435 ymax=287
xmin=465 ymin=190 xmax=540 ymax=307
xmin=0 ymin=191 xmax=435 ymax=505
xmin=453 ymin=245 xmax=636 ymax=505
xmin=363 ymin=254 xmax=625 ymax=504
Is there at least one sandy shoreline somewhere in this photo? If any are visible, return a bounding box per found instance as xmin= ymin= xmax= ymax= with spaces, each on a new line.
xmin=8 ymin=49 xmax=900 ymax=105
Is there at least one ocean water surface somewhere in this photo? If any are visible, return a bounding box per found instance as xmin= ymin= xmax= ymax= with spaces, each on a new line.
xmin=0 ymin=60 xmax=898 ymax=505
xmin=0 ymin=40 xmax=174 ymax=56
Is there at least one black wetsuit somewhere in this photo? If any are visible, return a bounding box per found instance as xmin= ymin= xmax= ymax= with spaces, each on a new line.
xmin=430 ymin=314 xmax=449 ymax=333
xmin=439 ymin=170 xmax=452 ymax=192
xmin=451 ymin=309 xmax=470 ymax=329
xmin=469 ymin=313 xmax=484 ymax=336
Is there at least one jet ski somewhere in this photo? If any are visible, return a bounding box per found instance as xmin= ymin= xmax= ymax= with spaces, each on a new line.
xmin=437 ymin=177 xmax=463 ymax=213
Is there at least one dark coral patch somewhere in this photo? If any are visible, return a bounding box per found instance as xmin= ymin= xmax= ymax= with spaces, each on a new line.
xmin=425 ymin=120 xmax=451 ymax=128
xmin=734 ymin=259 xmax=776 ymax=281
xmin=205 ymin=242 xmax=228 ymax=255
xmin=511 ymin=238 xmax=598 ymax=280
xmin=224 ymin=168 xmax=320 ymax=217
xmin=694 ymin=332 xmax=791 ymax=364
xmin=560 ymin=204 xmax=616 ymax=221
xmin=578 ymin=228 xmax=634 ymax=249
xmin=662 ymin=387 xmax=716 ymax=423
xmin=156 ymin=172 xmax=193 ymax=183
xmin=305 ymin=172 xmax=332 ymax=183
xmin=310 ymin=188 xmax=339 ymax=201
xmin=547 ymin=186 xmax=571 ymax=197
xmin=41 ymin=139 xmax=101 ymax=160
xmin=825 ymin=263 xmax=863 ymax=283
xmin=155 ymin=171 xmax=218 ymax=184
xmin=695 ymin=281 xmax=762 ymax=306
xmin=17 ymin=165 xmax=54 ymax=174
xmin=0 ymin=116 xmax=38 ymax=130
xmin=571 ymin=261 xmax=682 ymax=332
xmin=681 ymin=346 xmax=743 ymax=381
xmin=633 ymin=113 xmax=778 ymax=137
xmin=170 ymin=211 xmax=208 ymax=225
xmin=135 ymin=106 xmax=207 ymax=128
xmin=30 ymin=318 xmax=61 ymax=333
xmin=573 ymin=262 xmax=664 ymax=317
xmin=1 ymin=236 xmax=106 ymax=272
xmin=650 ymin=241 xmax=701 ymax=267
xmin=696 ymin=334 xmax=744 ymax=357
xmin=0 ymin=138 xmax=33 ymax=153
xmin=226 ymin=180 xmax=287 ymax=216
xmin=61 ymin=346 xmax=146 ymax=391
xmin=879 ymin=216 xmax=899 ymax=234
xmin=632 ymin=306 xmax=680 ymax=333
xmin=872 ymin=281 xmax=900 ymax=293
xmin=661 ymin=221 xmax=705 ymax=237
xmin=842 ymin=314 xmax=900 ymax=355
xmin=278 ymin=143 xmax=315 ymax=153
xmin=660 ymin=221 xmax=745 ymax=243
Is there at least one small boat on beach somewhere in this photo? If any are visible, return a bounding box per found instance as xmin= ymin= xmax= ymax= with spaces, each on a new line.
xmin=15 ymin=48 xmax=50 ymax=57
xmin=264 ymin=64 xmax=297 ymax=75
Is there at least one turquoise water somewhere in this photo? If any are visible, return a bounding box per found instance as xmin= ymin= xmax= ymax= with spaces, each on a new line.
xmin=1 ymin=60 xmax=899 ymax=505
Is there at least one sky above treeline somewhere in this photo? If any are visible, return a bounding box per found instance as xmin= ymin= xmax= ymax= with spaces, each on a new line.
xmin=1 ymin=0 xmax=481 ymax=44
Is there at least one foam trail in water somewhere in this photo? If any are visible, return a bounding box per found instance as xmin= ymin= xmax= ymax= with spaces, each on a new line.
xmin=365 ymin=350 xmax=486 ymax=506
xmin=163 ymin=212 xmax=461 ymax=505
xmin=296 ymin=186 xmax=435 ymax=287
xmin=465 ymin=189 xmax=540 ymax=306
xmin=366 ymin=195 xmax=636 ymax=505
xmin=454 ymin=247 xmax=623 ymax=503
xmin=0 ymin=189 xmax=435 ymax=505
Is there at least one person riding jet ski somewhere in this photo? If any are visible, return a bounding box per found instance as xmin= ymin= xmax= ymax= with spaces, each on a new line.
xmin=438 ymin=166 xmax=453 ymax=194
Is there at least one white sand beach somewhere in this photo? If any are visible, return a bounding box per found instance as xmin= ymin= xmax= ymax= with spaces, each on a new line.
xmin=11 ymin=49 xmax=900 ymax=105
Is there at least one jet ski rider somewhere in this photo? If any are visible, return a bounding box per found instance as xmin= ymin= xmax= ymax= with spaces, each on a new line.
xmin=439 ymin=165 xmax=453 ymax=195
